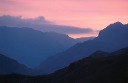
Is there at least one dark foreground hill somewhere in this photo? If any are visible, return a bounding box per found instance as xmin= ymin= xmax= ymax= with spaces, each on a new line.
xmin=37 ymin=22 xmax=128 ymax=73
xmin=0 ymin=47 xmax=128 ymax=83
xmin=0 ymin=54 xmax=43 ymax=76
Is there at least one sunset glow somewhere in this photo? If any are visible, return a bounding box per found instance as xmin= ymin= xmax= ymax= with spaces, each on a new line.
xmin=0 ymin=0 xmax=128 ymax=38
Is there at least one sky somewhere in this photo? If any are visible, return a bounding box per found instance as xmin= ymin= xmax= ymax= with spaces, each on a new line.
xmin=0 ymin=0 xmax=128 ymax=38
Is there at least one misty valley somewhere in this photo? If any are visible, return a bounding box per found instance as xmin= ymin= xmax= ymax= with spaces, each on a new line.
xmin=0 ymin=22 xmax=128 ymax=83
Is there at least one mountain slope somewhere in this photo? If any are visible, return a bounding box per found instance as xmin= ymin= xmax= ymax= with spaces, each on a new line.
xmin=0 ymin=47 xmax=128 ymax=83
xmin=46 ymin=47 xmax=128 ymax=83
xmin=0 ymin=26 xmax=83 ymax=67
xmin=37 ymin=22 xmax=128 ymax=73
xmin=0 ymin=54 xmax=37 ymax=75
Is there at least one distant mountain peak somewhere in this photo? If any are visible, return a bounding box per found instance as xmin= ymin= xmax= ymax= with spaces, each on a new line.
xmin=97 ymin=22 xmax=128 ymax=40
xmin=113 ymin=21 xmax=123 ymax=25
xmin=105 ymin=22 xmax=124 ymax=30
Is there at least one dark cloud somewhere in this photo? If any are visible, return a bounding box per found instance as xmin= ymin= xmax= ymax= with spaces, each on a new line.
xmin=0 ymin=15 xmax=51 ymax=25
xmin=0 ymin=15 xmax=93 ymax=34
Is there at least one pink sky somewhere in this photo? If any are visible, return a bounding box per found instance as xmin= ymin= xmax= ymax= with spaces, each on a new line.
xmin=0 ymin=0 xmax=128 ymax=38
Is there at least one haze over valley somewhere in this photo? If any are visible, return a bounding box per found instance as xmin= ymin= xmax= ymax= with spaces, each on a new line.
xmin=0 ymin=0 xmax=128 ymax=83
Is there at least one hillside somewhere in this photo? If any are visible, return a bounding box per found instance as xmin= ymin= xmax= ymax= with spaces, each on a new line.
xmin=0 ymin=47 xmax=128 ymax=83
xmin=37 ymin=22 xmax=128 ymax=73
xmin=0 ymin=26 xmax=82 ymax=67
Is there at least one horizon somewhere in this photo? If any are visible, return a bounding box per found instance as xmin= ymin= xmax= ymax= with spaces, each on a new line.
xmin=0 ymin=0 xmax=128 ymax=38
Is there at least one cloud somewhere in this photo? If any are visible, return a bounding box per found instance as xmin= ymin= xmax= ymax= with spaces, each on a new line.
xmin=0 ymin=15 xmax=93 ymax=34
xmin=0 ymin=15 xmax=51 ymax=24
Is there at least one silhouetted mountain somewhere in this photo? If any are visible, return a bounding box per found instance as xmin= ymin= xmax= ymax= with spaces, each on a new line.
xmin=97 ymin=22 xmax=128 ymax=42
xmin=111 ymin=47 xmax=128 ymax=55
xmin=0 ymin=47 xmax=128 ymax=83
xmin=0 ymin=54 xmax=39 ymax=75
xmin=37 ymin=22 xmax=128 ymax=74
xmin=0 ymin=26 xmax=89 ymax=68
xmin=89 ymin=51 xmax=110 ymax=58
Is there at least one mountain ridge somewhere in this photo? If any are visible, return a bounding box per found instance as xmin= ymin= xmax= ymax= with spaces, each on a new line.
xmin=37 ymin=22 xmax=128 ymax=74
xmin=0 ymin=47 xmax=128 ymax=83
xmin=0 ymin=54 xmax=43 ymax=75
xmin=0 ymin=26 xmax=90 ymax=68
